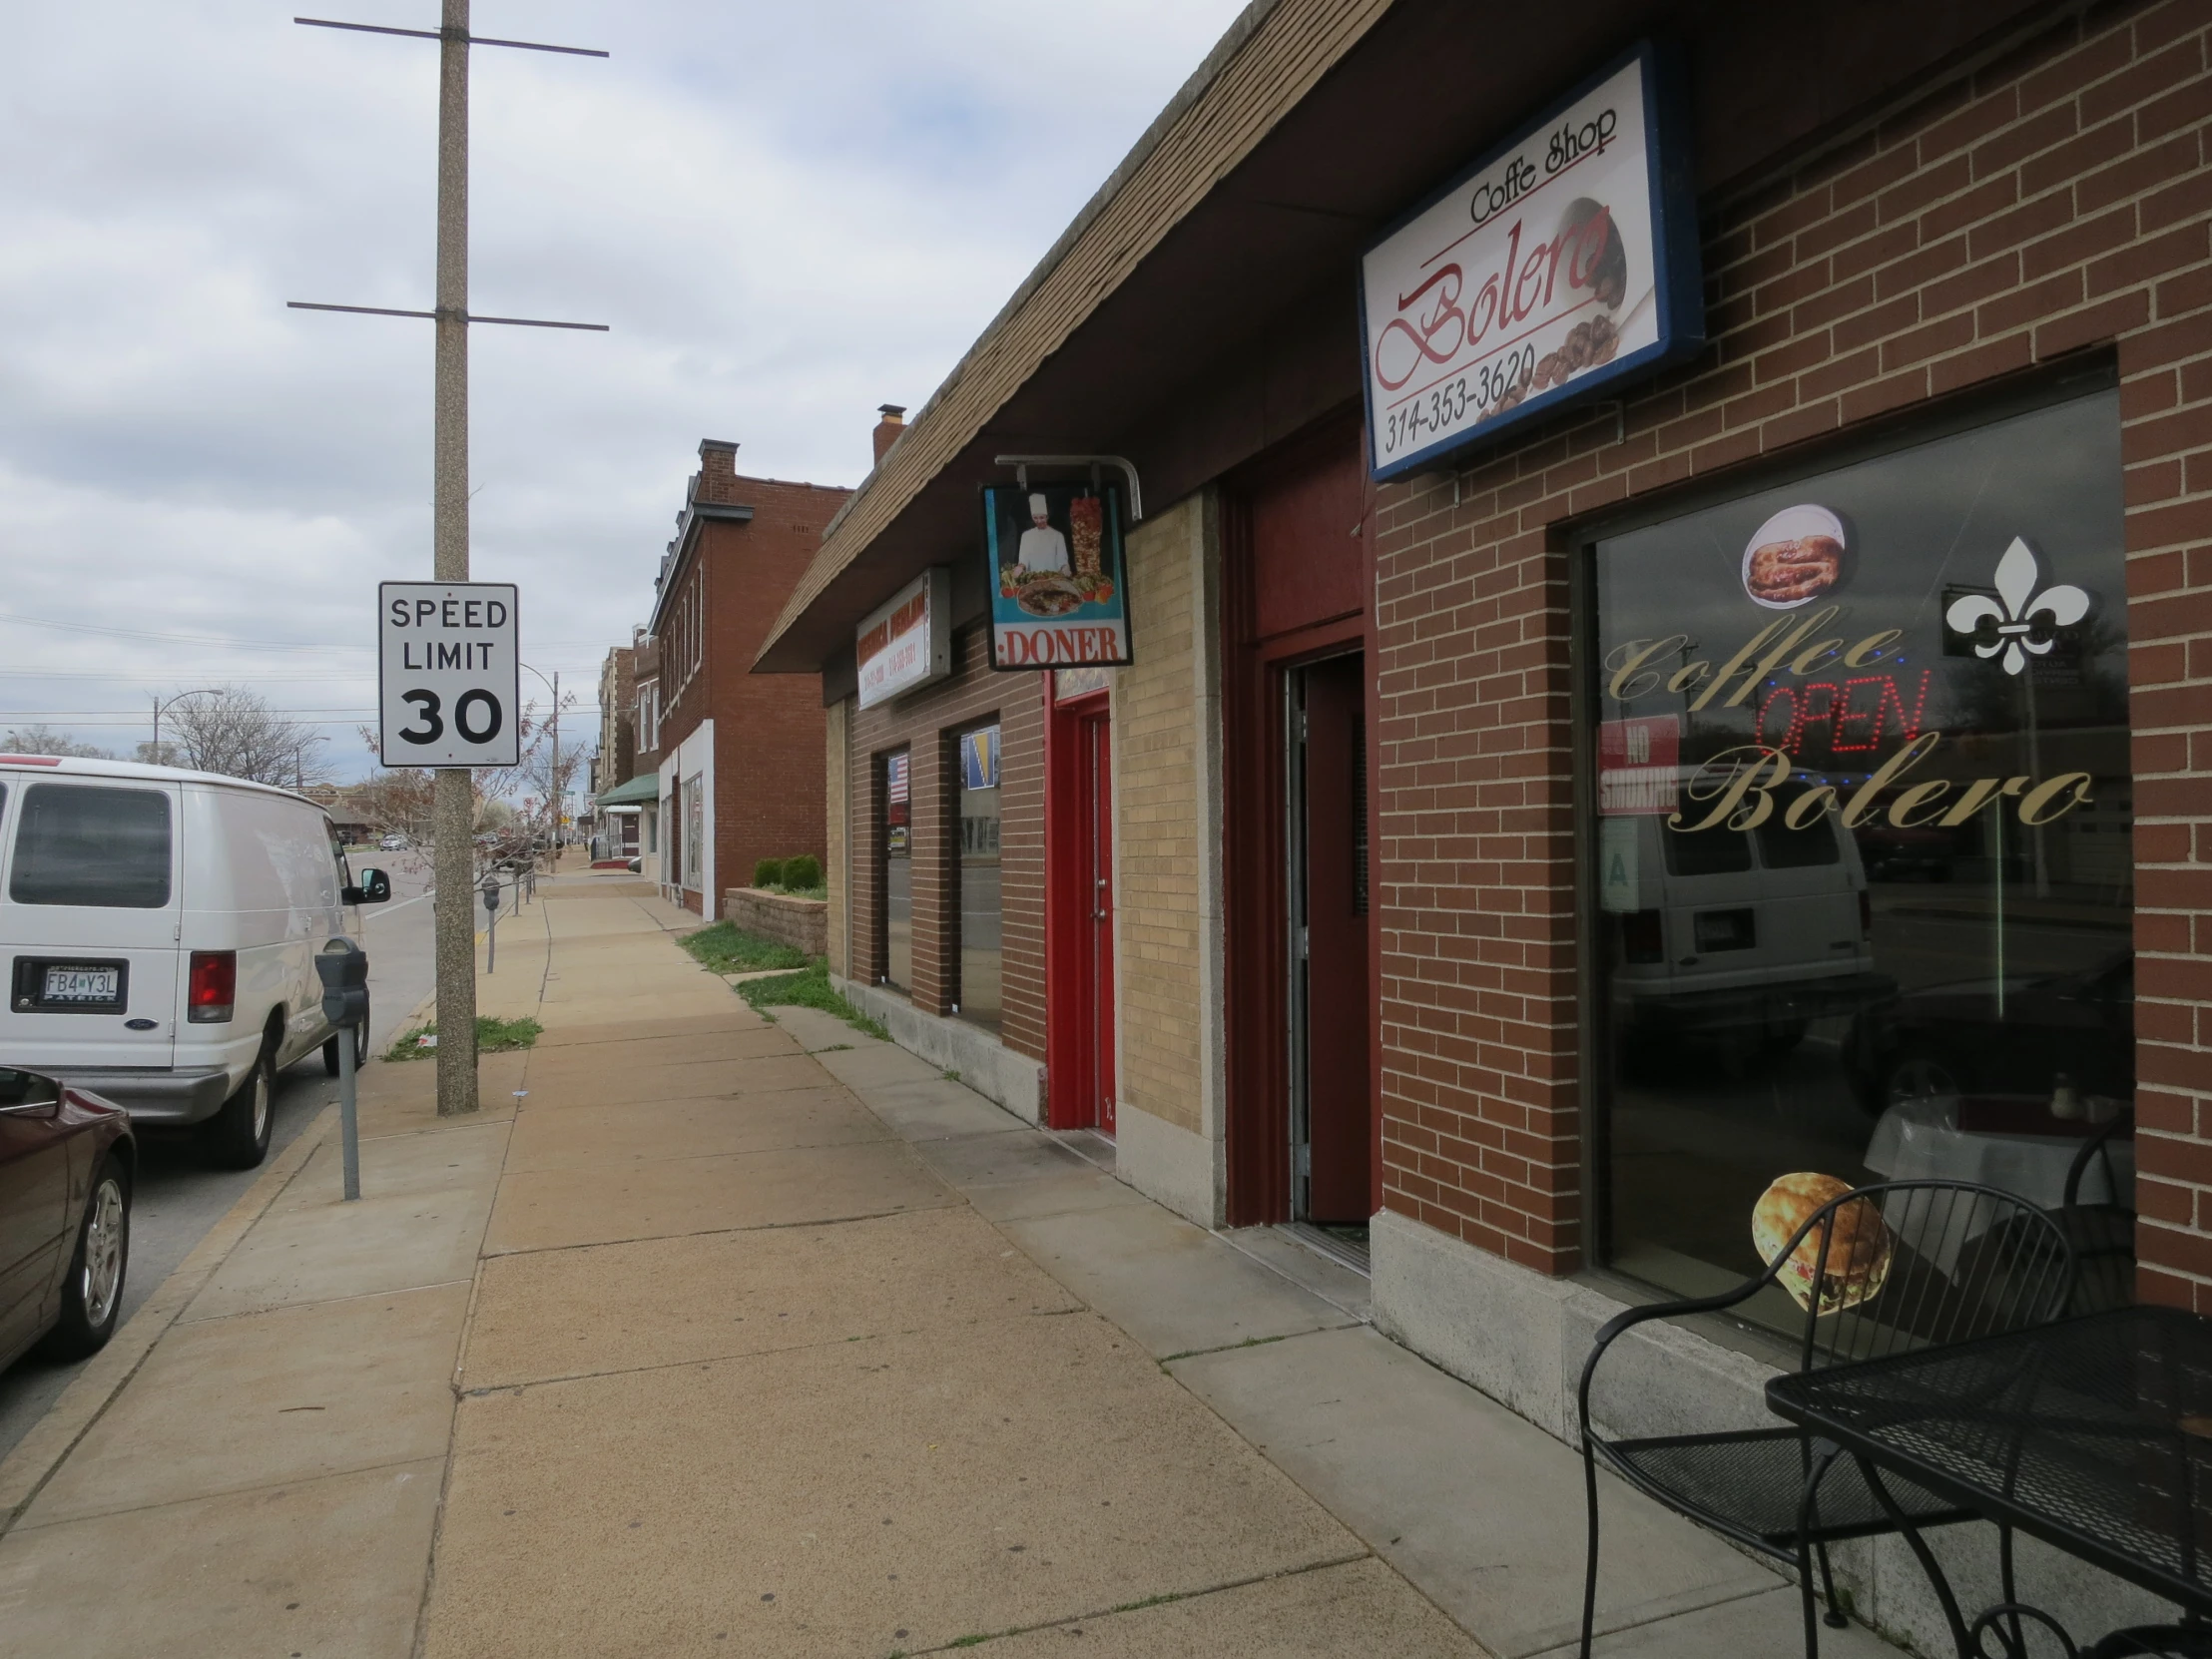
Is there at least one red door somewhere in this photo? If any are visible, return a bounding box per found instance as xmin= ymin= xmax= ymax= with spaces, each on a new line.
xmin=1299 ymin=655 xmax=1372 ymax=1222
xmin=1045 ymin=691 xmax=1116 ymax=1132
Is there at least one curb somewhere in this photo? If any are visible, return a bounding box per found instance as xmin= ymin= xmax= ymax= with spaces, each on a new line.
xmin=0 ymin=1102 xmax=337 ymax=1535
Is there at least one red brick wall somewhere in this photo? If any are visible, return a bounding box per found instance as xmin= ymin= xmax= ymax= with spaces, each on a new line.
xmin=845 ymin=624 xmax=1047 ymax=1061
xmin=1371 ymin=0 xmax=2212 ymax=1284
xmin=655 ymin=453 xmax=849 ymax=916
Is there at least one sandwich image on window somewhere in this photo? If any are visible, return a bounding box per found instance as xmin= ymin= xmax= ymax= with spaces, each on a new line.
xmin=1752 ymin=1173 xmax=1895 ymax=1315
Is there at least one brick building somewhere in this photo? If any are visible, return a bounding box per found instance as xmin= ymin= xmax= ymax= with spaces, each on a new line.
xmin=588 ymin=633 xmax=639 ymax=860
xmin=760 ymin=3 xmax=2211 ymax=1644
xmin=650 ymin=438 xmax=847 ymax=916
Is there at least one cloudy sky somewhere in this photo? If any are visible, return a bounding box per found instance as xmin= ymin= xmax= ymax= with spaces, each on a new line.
xmin=1 ymin=0 xmax=1247 ymax=780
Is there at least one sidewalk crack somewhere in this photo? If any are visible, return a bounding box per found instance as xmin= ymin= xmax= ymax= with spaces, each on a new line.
xmin=892 ymin=1552 xmax=1374 ymax=1653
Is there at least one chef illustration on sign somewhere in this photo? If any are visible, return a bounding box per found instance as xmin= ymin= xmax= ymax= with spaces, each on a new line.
xmin=1016 ymin=494 xmax=1071 ymax=574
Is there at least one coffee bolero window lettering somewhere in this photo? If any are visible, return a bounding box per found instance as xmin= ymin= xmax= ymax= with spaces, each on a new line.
xmin=1587 ymin=390 xmax=2134 ymax=1330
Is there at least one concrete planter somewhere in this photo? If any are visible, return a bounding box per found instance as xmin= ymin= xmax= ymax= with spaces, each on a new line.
xmin=724 ymin=886 xmax=827 ymax=957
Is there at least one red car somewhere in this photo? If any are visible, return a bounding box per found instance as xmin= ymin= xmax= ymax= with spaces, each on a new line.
xmin=0 ymin=1067 xmax=132 ymax=1371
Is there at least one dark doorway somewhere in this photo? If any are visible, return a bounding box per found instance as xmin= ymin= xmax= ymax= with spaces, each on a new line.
xmin=1222 ymin=411 xmax=1376 ymax=1230
xmin=1291 ymin=654 xmax=1373 ymax=1224
xmin=880 ymin=750 xmax=911 ymax=991
xmin=1045 ymin=689 xmax=1115 ymax=1132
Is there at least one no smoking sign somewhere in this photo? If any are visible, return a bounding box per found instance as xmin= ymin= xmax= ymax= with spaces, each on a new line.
xmin=378 ymin=582 xmax=521 ymax=768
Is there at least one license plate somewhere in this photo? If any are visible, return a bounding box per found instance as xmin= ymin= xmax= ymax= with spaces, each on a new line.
xmin=44 ymin=966 xmax=119 ymax=1003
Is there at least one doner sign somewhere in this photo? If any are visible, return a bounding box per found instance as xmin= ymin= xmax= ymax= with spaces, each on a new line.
xmin=378 ymin=581 xmax=522 ymax=768
xmin=982 ymin=483 xmax=1133 ymax=671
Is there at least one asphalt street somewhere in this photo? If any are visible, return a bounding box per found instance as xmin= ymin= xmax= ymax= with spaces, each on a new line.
xmin=0 ymin=851 xmax=438 ymax=1460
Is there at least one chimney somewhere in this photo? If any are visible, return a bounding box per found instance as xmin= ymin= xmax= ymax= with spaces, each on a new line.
xmin=696 ymin=437 xmax=741 ymax=504
xmin=872 ymin=404 xmax=906 ymax=465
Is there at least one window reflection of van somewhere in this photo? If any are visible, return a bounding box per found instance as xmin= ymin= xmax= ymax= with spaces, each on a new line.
xmin=1599 ymin=800 xmax=1892 ymax=1060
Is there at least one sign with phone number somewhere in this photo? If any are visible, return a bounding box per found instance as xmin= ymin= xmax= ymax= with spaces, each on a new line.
xmin=1359 ymin=42 xmax=1704 ymax=481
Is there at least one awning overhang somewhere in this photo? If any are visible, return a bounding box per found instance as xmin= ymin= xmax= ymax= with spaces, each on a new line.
xmin=752 ymin=0 xmax=2054 ymax=678
xmin=596 ymin=774 xmax=662 ymax=808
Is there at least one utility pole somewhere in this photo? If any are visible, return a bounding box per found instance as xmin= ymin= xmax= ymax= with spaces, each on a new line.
xmin=289 ymin=5 xmax=605 ymax=1117
xmin=549 ymin=668 xmax=559 ymax=861
xmin=430 ymin=0 xmax=478 ymax=1116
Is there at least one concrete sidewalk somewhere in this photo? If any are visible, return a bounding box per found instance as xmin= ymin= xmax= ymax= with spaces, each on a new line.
xmin=0 ymin=873 xmax=1899 ymax=1657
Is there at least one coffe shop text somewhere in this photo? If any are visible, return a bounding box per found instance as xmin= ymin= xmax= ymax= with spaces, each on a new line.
xmin=1606 ymin=604 xmax=2099 ymax=834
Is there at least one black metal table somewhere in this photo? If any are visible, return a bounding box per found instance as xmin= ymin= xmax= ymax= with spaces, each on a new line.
xmin=1768 ymin=1306 xmax=2212 ymax=1657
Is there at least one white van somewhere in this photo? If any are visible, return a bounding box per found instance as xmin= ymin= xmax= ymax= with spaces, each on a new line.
xmin=0 ymin=756 xmax=391 ymax=1167
xmin=1599 ymin=801 xmax=1892 ymax=1060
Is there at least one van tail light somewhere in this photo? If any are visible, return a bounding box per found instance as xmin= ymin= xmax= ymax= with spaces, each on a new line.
xmin=1621 ymin=909 xmax=1664 ymax=964
xmin=187 ymin=950 xmax=236 ymax=1023
xmin=1859 ymin=889 xmax=1874 ymax=941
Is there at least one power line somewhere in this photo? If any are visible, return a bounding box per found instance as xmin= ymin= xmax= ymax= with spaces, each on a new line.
xmin=0 ymin=610 xmax=630 ymax=655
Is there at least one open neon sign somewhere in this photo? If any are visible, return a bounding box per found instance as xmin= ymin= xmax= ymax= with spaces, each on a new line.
xmin=1757 ymin=669 xmax=1931 ymax=757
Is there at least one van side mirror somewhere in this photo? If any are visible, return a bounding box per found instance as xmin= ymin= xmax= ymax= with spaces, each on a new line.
xmin=345 ymin=868 xmax=391 ymax=905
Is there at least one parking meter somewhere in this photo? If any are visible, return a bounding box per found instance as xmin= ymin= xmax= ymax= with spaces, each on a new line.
xmin=315 ymin=936 xmax=369 ymax=1029
xmin=482 ymin=873 xmax=502 ymax=972
xmin=314 ymin=937 xmax=368 ymax=1201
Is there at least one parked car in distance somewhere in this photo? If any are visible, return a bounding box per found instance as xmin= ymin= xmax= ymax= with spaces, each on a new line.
xmin=377 ymin=833 xmax=408 ymax=852
xmin=0 ymin=756 xmax=392 ymax=1170
xmin=0 ymin=1065 xmax=132 ymax=1371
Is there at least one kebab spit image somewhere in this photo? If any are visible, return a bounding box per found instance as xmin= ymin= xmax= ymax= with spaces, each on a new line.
xmin=1069 ymin=495 xmax=1104 ymax=580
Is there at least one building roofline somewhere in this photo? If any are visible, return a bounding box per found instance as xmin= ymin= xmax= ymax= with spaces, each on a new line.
xmin=760 ymin=0 xmax=1385 ymax=669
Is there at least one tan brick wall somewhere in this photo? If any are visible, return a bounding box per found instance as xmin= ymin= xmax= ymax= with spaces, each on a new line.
xmin=825 ymin=697 xmax=849 ymax=979
xmin=1371 ymin=0 xmax=2212 ymax=1282
xmin=1116 ymin=496 xmax=1205 ymax=1135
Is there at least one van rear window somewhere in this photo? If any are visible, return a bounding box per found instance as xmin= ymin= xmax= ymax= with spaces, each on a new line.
xmin=10 ymin=785 xmax=173 ymax=908
xmin=1662 ymin=820 xmax=1752 ymax=876
xmin=1754 ymin=800 xmax=1842 ymax=868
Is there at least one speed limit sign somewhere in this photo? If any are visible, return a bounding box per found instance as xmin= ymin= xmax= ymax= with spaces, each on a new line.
xmin=378 ymin=582 xmax=522 ymax=767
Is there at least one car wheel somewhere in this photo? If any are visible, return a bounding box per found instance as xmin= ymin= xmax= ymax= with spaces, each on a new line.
xmin=321 ymin=998 xmax=370 ymax=1077
xmin=38 ymin=1156 xmax=130 ymax=1360
xmin=205 ymin=1045 xmax=276 ymax=1169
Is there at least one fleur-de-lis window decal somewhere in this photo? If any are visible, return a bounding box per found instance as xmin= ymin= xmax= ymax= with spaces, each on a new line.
xmin=1944 ymin=537 xmax=2090 ymax=676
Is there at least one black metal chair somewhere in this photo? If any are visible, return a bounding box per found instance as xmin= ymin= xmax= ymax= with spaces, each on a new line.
xmin=1577 ymin=1180 xmax=2075 ymax=1658
xmin=2059 ymin=1109 xmax=2136 ymax=1316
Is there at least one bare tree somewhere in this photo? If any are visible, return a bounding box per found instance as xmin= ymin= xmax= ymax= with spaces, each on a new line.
xmin=139 ymin=687 xmax=331 ymax=788
xmin=350 ymin=698 xmax=549 ymax=852
xmin=1 ymin=725 xmax=113 ymax=760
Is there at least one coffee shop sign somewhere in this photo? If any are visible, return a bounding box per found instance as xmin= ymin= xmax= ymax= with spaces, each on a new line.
xmin=1359 ymin=41 xmax=1704 ymax=481
xmin=1606 ymin=600 xmax=2100 ymax=836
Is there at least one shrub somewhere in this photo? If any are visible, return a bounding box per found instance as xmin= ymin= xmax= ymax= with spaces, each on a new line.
xmin=781 ymin=853 xmax=822 ymax=890
xmin=752 ymin=856 xmax=786 ymax=888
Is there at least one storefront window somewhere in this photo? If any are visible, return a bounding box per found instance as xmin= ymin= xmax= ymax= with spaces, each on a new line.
xmin=954 ymin=724 xmax=1002 ymax=1032
xmin=1589 ymin=387 xmax=2132 ymax=1324
xmin=683 ymin=773 xmax=704 ymax=891
xmin=882 ymin=751 xmax=911 ymax=990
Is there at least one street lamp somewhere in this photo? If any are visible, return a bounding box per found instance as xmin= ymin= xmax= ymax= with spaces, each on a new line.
xmin=150 ymin=689 xmax=222 ymax=767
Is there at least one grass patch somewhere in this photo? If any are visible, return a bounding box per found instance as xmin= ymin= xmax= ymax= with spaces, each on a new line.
xmin=736 ymin=960 xmax=889 ymax=1039
xmin=681 ymin=920 xmax=808 ymax=975
xmin=750 ymin=881 xmax=829 ymax=901
xmin=383 ymin=1014 xmax=543 ymax=1062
